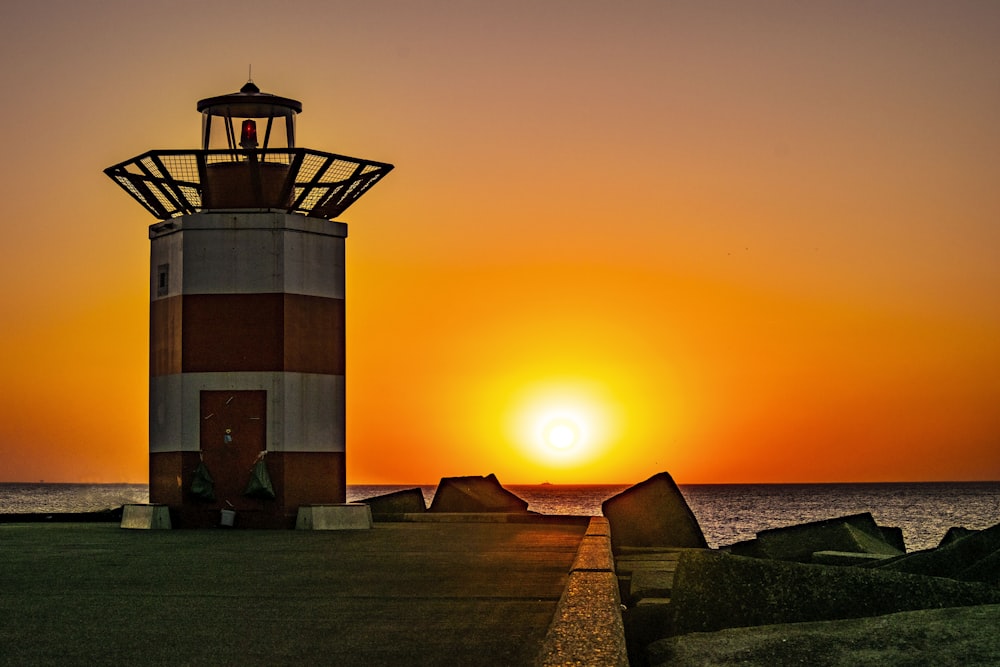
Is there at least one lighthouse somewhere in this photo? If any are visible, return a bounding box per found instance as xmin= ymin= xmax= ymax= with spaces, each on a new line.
xmin=105 ymin=80 xmax=393 ymax=527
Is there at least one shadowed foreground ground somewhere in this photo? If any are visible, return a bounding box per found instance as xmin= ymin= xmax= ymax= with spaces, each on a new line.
xmin=0 ymin=521 xmax=586 ymax=666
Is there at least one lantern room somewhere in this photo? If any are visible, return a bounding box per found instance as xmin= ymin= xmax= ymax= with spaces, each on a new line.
xmin=105 ymin=80 xmax=392 ymax=221
xmin=197 ymin=80 xmax=301 ymax=151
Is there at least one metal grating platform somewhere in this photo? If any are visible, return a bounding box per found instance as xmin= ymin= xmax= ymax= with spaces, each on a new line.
xmin=105 ymin=148 xmax=394 ymax=221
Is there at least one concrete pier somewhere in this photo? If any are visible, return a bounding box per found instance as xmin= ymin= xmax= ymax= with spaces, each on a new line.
xmin=0 ymin=515 xmax=624 ymax=665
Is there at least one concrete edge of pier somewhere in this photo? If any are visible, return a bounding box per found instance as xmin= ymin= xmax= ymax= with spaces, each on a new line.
xmin=535 ymin=516 xmax=630 ymax=666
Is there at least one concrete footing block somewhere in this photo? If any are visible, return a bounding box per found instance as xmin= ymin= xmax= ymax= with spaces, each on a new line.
xmin=120 ymin=504 xmax=172 ymax=530
xmin=296 ymin=503 xmax=373 ymax=530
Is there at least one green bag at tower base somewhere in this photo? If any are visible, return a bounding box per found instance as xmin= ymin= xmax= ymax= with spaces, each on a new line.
xmin=189 ymin=462 xmax=216 ymax=502
xmin=244 ymin=456 xmax=276 ymax=500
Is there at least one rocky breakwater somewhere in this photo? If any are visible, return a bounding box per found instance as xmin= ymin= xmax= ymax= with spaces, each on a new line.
xmin=603 ymin=472 xmax=1000 ymax=667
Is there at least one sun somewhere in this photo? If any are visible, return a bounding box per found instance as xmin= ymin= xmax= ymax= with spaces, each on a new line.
xmin=504 ymin=379 xmax=619 ymax=470
xmin=543 ymin=419 xmax=579 ymax=450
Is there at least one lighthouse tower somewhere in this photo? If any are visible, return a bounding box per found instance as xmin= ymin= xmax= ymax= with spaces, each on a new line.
xmin=105 ymin=81 xmax=393 ymax=527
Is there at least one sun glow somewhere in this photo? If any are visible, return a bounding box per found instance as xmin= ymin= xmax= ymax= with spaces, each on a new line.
xmin=506 ymin=380 xmax=619 ymax=469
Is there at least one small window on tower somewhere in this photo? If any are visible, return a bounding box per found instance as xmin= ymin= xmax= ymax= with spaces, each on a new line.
xmin=157 ymin=264 xmax=170 ymax=297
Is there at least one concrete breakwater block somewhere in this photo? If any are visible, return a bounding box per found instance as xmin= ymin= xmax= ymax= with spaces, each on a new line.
xmin=956 ymin=550 xmax=1000 ymax=585
xmin=601 ymin=472 xmax=707 ymax=551
xmin=629 ymin=569 xmax=677 ymax=604
xmin=647 ymin=604 xmax=1000 ymax=667
xmin=728 ymin=512 xmax=903 ymax=562
xmin=667 ymin=550 xmax=1000 ymax=636
xmin=876 ymin=521 xmax=1000 ymax=583
xmin=120 ymin=504 xmax=172 ymax=530
xmin=428 ymin=474 xmax=528 ymax=513
xmin=616 ymin=551 xmax=686 ymax=604
xmin=878 ymin=524 xmax=906 ymax=552
xmin=357 ymin=488 xmax=427 ymax=516
xmin=296 ymin=504 xmax=373 ymax=530
xmin=939 ymin=526 xmax=978 ymax=547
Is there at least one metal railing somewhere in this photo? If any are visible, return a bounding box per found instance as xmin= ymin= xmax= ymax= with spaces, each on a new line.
xmin=105 ymin=148 xmax=394 ymax=221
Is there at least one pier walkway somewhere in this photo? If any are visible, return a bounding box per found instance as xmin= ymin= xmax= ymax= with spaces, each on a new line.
xmin=0 ymin=516 xmax=624 ymax=666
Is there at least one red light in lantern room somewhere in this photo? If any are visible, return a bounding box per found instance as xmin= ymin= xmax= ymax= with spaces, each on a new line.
xmin=240 ymin=119 xmax=258 ymax=148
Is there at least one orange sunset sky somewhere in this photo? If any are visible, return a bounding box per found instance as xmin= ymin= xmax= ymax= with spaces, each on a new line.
xmin=1 ymin=1 xmax=998 ymax=484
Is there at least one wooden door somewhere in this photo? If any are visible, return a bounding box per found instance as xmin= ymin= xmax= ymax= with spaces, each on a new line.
xmin=199 ymin=390 xmax=267 ymax=510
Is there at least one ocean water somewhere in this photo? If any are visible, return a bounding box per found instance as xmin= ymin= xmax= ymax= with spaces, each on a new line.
xmin=0 ymin=483 xmax=149 ymax=515
xmin=2 ymin=481 xmax=997 ymax=552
